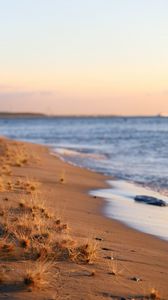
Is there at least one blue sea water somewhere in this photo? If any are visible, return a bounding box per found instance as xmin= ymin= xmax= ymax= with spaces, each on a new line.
xmin=0 ymin=116 xmax=168 ymax=192
xmin=0 ymin=116 xmax=168 ymax=240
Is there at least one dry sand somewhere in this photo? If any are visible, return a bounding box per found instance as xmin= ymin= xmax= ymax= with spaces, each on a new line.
xmin=0 ymin=138 xmax=167 ymax=300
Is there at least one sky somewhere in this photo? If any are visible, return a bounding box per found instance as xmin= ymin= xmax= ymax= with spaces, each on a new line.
xmin=0 ymin=0 xmax=168 ymax=115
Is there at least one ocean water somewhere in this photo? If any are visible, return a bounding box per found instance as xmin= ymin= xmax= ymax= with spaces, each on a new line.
xmin=0 ymin=116 xmax=168 ymax=240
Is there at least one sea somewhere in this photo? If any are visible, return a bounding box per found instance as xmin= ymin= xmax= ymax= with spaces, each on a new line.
xmin=0 ymin=116 xmax=168 ymax=240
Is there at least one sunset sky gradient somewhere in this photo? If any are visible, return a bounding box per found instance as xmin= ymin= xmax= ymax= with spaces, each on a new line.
xmin=0 ymin=0 xmax=168 ymax=115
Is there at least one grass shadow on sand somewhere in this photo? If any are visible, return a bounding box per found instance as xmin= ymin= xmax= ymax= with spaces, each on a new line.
xmin=0 ymin=282 xmax=26 ymax=293
xmin=101 ymin=291 xmax=164 ymax=300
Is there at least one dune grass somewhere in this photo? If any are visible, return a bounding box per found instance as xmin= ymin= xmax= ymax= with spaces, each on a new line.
xmin=20 ymin=259 xmax=58 ymax=290
xmin=0 ymin=139 xmax=98 ymax=296
xmin=0 ymin=139 xmax=29 ymax=168
xmin=0 ymin=190 xmax=97 ymax=264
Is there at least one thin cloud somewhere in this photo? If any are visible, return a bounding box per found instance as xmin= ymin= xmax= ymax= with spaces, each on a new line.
xmin=0 ymin=90 xmax=55 ymax=99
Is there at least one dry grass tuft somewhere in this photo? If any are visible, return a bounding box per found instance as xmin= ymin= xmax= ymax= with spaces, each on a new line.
xmin=18 ymin=198 xmax=32 ymax=212
xmin=0 ymin=164 xmax=12 ymax=176
xmin=53 ymin=220 xmax=69 ymax=233
xmin=14 ymin=178 xmax=40 ymax=194
xmin=13 ymin=230 xmax=31 ymax=249
xmin=0 ymin=139 xmax=39 ymax=169
xmin=23 ymin=179 xmax=40 ymax=193
xmin=107 ymin=256 xmax=124 ymax=276
xmin=32 ymin=227 xmax=50 ymax=244
xmin=32 ymin=234 xmax=98 ymax=264
xmin=6 ymin=145 xmax=29 ymax=167
xmin=21 ymin=260 xmax=58 ymax=289
xmin=70 ymin=241 xmax=98 ymax=264
xmin=14 ymin=214 xmax=33 ymax=236
xmin=30 ymin=194 xmax=47 ymax=212
xmin=149 ymin=288 xmax=161 ymax=300
xmin=52 ymin=239 xmax=73 ymax=261
xmin=18 ymin=194 xmax=48 ymax=216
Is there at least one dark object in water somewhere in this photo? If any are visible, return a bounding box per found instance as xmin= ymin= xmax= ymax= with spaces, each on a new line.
xmin=134 ymin=195 xmax=167 ymax=207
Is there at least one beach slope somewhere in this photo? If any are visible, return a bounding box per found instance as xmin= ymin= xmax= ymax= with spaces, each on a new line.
xmin=0 ymin=138 xmax=167 ymax=300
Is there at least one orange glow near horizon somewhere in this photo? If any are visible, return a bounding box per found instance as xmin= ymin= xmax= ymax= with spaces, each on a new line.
xmin=0 ymin=81 xmax=167 ymax=116
xmin=0 ymin=1 xmax=168 ymax=115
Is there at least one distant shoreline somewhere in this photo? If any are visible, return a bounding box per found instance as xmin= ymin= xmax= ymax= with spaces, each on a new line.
xmin=0 ymin=112 xmax=46 ymax=118
xmin=0 ymin=112 xmax=167 ymax=118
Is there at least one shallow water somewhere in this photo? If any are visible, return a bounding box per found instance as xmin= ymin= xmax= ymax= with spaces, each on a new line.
xmin=91 ymin=180 xmax=168 ymax=241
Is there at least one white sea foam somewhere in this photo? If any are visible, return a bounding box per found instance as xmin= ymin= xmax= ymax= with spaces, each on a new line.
xmin=54 ymin=147 xmax=106 ymax=160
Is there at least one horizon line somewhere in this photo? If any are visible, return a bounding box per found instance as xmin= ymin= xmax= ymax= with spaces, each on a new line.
xmin=0 ymin=111 xmax=167 ymax=118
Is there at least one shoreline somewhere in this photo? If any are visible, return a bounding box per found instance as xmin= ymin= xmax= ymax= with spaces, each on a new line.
xmin=52 ymin=149 xmax=168 ymax=242
xmin=90 ymin=180 xmax=168 ymax=242
xmin=0 ymin=137 xmax=168 ymax=299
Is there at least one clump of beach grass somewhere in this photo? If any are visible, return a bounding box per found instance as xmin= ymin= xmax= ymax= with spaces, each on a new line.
xmin=0 ymin=148 xmax=99 ymax=297
xmin=70 ymin=240 xmax=98 ymax=264
xmin=52 ymin=238 xmax=73 ymax=261
xmin=23 ymin=178 xmax=40 ymax=193
xmin=21 ymin=260 xmax=57 ymax=290
xmin=18 ymin=194 xmax=48 ymax=217
xmin=0 ymin=140 xmax=39 ymax=176
xmin=52 ymin=239 xmax=98 ymax=264
xmin=30 ymin=194 xmax=48 ymax=213
xmin=6 ymin=145 xmax=29 ymax=167
xmin=149 ymin=288 xmax=161 ymax=300
xmin=14 ymin=178 xmax=40 ymax=194
xmin=0 ymin=164 xmax=12 ymax=176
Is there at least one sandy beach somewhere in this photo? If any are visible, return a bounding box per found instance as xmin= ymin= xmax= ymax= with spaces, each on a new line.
xmin=0 ymin=137 xmax=167 ymax=300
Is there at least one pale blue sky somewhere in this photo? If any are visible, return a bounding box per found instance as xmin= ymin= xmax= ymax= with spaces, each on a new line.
xmin=0 ymin=0 xmax=168 ymax=115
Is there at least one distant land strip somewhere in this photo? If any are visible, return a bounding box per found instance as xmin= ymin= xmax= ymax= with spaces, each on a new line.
xmin=0 ymin=112 xmax=47 ymax=118
xmin=0 ymin=112 xmax=166 ymax=118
